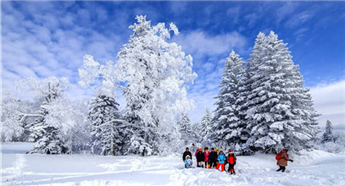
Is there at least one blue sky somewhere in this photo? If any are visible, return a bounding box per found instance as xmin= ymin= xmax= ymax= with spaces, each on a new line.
xmin=1 ymin=1 xmax=345 ymax=128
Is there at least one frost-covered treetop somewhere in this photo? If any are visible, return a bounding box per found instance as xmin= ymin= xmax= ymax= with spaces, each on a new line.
xmin=116 ymin=15 xmax=197 ymax=115
xmin=79 ymin=55 xmax=117 ymax=97
xmin=129 ymin=15 xmax=179 ymax=40
xmin=79 ymin=16 xmax=191 ymax=100
xmin=16 ymin=77 xmax=71 ymax=103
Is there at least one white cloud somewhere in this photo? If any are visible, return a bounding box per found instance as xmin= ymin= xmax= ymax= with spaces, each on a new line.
xmin=173 ymin=30 xmax=247 ymax=60
xmin=309 ymin=79 xmax=345 ymax=129
xmin=285 ymin=11 xmax=314 ymax=28
xmin=226 ymin=6 xmax=241 ymax=24
xmin=169 ymin=2 xmax=188 ymax=15
xmin=202 ymin=62 xmax=215 ymax=72
xmin=1 ymin=2 xmax=124 ymax=99
xmin=275 ymin=2 xmax=299 ymax=25
xmin=244 ymin=13 xmax=258 ymax=28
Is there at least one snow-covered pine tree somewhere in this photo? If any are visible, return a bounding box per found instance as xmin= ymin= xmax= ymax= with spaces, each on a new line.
xmin=179 ymin=114 xmax=193 ymax=145
xmin=200 ymin=108 xmax=212 ymax=145
xmin=232 ymin=32 xmax=268 ymax=154
xmin=283 ymin=63 xmax=320 ymax=151
xmin=116 ymin=15 xmax=197 ymax=155
xmin=18 ymin=77 xmax=72 ymax=154
xmin=191 ymin=122 xmax=202 ymax=143
xmin=88 ymin=94 xmax=124 ymax=155
xmin=210 ymin=50 xmax=245 ymax=151
xmin=322 ymin=120 xmax=334 ymax=143
xmin=243 ymin=31 xmax=319 ymax=153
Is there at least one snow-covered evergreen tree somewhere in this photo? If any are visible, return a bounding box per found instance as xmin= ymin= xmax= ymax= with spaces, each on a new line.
xmin=88 ymin=94 xmax=124 ymax=155
xmin=321 ymin=120 xmax=334 ymax=143
xmin=17 ymin=77 xmax=73 ymax=154
xmin=242 ymin=31 xmax=319 ymax=153
xmin=179 ymin=114 xmax=193 ymax=145
xmin=191 ymin=122 xmax=202 ymax=143
xmin=200 ymin=108 xmax=212 ymax=144
xmin=210 ymin=50 xmax=245 ymax=150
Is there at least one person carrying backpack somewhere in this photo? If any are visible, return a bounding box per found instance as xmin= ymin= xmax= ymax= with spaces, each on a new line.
xmin=208 ymin=147 xmax=218 ymax=169
xmin=276 ymin=148 xmax=293 ymax=172
xmin=216 ymin=149 xmax=226 ymax=172
xmin=227 ymin=149 xmax=237 ymax=174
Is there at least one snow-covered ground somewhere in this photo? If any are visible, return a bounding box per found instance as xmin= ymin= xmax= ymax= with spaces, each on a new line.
xmin=1 ymin=142 xmax=345 ymax=186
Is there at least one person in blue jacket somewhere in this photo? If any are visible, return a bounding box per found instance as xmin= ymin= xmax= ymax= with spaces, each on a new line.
xmin=216 ymin=149 xmax=226 ymax=172
xmin=185 ymin=155 xmax=193 ymax=168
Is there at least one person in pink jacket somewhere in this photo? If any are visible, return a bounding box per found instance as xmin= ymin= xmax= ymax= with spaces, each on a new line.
xmin=204 ymin=147 xmax=210 ymax=168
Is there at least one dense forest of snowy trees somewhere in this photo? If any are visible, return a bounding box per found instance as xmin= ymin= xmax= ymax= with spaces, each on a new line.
xmin=2 ymin=16 xmax=327 ymax=156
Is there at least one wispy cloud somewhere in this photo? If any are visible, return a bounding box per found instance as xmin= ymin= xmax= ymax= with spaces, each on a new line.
xmin=1 ymin=2 xmax=126 ymax=97
xmin=293 ymin=27 xmax=309 ymax=41
xmin=244 ymin=13 xmax=258 ymax=28
xmin=309 ymin=79 xmax=345 ymax=128
xmin=285 ymin=11 xmax=314 ymax=28
xmin=275 ymin=2 xmax=299 ymax=25
xmin=173 ymin=30 xmax=247 ymax=61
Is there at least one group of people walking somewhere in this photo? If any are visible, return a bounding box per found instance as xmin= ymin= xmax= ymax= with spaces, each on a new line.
xmin=182 ymin=144 xmax=293 ymax=175
xmin=182 ymin=146 xmax=237 ymax=175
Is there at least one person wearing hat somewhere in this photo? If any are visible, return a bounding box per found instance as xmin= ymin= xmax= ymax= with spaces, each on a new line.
xmin=183 ymin=147 xmax=192 ymax=162
xmin=216 ymin=149 xmax=226 ymax=172
xmin=196 ymin=148 xmax=205 ymax=168
xmin=184 ymin=155 xmax=193 ymax=168
xmin=227 ymin=149 xmax=237 ymax=174
xmin=276 ymin=148 xmax=293 ymax=172
xmin=215 ymin=147 xmax=219 ymax=155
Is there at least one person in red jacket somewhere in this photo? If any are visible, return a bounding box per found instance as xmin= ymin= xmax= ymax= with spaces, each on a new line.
xmin=204 ymin=147 xmax=210 ymax=168
xmin=227 ymin=149 xmax=237 ymax=175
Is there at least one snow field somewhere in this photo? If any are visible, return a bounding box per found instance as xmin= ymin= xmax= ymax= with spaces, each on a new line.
xmin=1 ymin=143 xmax=345 ymax=186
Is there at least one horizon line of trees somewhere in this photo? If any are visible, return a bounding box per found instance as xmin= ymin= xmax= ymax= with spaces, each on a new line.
xmin=2 ymin=15 xmax=334 ymax=156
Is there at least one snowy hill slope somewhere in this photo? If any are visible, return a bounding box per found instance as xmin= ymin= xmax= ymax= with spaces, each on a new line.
xmin=1 ymin=142 xmax=345 ymax=186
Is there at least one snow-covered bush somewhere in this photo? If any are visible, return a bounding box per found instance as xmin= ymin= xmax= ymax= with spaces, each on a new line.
xmin=1 ymin=90 xmax=32 ymax=142
xmin=316 ymin=131 xmax=345 ymax=153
